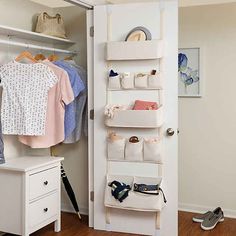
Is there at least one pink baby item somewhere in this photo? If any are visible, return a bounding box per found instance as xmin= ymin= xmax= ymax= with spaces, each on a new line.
xmin=132 ymin=100 xmax=158 ymax=110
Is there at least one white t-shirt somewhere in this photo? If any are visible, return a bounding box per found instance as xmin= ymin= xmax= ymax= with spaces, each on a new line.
xmin=0 ymin=60 xmax=58 ymax=135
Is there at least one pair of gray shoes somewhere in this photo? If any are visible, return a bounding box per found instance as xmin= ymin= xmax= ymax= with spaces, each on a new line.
xmin=192 ymin=207 xmax=224 ymax=230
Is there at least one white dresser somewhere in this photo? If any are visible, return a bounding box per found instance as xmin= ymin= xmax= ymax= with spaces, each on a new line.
xmin=0 ymin=156 xmax=64 ymax=236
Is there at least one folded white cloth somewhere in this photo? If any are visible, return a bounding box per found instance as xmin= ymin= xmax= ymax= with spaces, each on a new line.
xmin=105 ymin=105 xmax=127 ymax=119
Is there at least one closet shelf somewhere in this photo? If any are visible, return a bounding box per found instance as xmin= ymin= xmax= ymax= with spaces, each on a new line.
xmin=0 ymin=24 xmax=75 ymax=45
xmin=106 ymin=40 xmax=164 ymax=61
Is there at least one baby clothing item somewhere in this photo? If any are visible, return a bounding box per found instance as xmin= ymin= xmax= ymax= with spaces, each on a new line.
xmin=18 ymin=61 xmax=74 ymax=148
xmin=54 ymin=61 xmax=85 ymax=139
xmin=0 ymin=60 xmax=58 ymax=135
xmin=63 ymin=61 xmax=87 ymax=144
xmin=133 ymin=100 xmax=158 ymax=110
xmin=108 ymin=180 xmax=131 ymax=202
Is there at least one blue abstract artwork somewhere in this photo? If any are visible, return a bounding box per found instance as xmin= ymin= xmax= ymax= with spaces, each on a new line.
xmin=178 ymin=48 xmax=201 ymax=97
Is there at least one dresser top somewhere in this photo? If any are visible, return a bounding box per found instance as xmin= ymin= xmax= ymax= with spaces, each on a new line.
xmin=0 ymin=156 xmax=64 ymax=172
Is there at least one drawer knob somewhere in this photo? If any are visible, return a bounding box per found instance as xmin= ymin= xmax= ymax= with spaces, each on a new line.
xmin=44 ymin=181 xmax=48 ymax=186
xmin=44 ymin=208 xmax=48 ymax=212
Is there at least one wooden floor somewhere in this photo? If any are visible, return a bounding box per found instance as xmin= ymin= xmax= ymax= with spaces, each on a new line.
xmin=6 ymin=211 xmax=236 ymax=236
xmin=179 ymin=211 xmax=236 ymax=236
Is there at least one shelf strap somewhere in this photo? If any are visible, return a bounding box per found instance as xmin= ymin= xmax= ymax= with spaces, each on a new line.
xmin=105 ymin=207 xmax=111 ymax=224
xmin=156 ymin=211 xmax=161 ymax=229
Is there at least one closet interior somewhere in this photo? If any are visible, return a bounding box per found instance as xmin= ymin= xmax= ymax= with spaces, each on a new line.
xmin=0 ymin=0 xmax=90 ymax=235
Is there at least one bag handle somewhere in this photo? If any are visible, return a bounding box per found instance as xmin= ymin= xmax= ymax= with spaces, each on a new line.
xmin=43 ymin=12 xmax=62 ymax=23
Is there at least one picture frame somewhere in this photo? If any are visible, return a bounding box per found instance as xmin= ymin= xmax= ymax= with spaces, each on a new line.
xmin=178 ymin=47 xmax=203 ymax=97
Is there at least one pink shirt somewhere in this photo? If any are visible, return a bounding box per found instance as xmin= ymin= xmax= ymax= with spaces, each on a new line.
xmin=18 ymin=61 xmax=74 ymax=148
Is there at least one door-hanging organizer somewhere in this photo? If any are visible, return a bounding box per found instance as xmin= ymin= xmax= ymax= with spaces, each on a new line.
xmin=103 ymin=4 xmax=166 ymax=232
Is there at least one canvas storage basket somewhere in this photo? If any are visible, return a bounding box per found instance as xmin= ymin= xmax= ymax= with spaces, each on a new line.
xmin=107 ymin=138 xmax=125 ymax=160
xmin=35 ymin=12 xmax=67 ymax=39
xmin=125 ymin=138 xmax=143 ymax=161
xmin=105 ymin=175 xmax=165 ymax=211
xmin=108 ymin=74 xmax=121 ymax=90
xmin=143 ymin=139 xmax=163 ymax=163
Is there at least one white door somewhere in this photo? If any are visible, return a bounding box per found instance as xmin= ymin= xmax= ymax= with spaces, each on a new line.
xmin=91 ymin=2 xmax=178 ymax=235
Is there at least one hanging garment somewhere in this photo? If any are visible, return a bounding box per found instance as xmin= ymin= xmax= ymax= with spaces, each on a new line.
xmin=18 ymin=61 xmax=74 ymax=148
xmin=63 ymin=60 xmax=87 ymax=143
xmin=0 ymin=61 xmax=58 ymax=135
xmin=0 ymin=120 xmax=4 ymax=164
xmin=54 ymin=61 xmax=85 ymax=139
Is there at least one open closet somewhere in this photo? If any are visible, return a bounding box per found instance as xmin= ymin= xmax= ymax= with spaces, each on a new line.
xmin=0 ymin=1 xmax=178 ymax=236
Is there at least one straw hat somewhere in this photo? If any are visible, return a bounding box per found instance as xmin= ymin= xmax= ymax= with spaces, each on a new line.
xmin=125 ymin=26 xmax=152 ymax=41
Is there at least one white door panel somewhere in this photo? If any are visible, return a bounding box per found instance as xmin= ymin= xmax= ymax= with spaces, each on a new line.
xmin=92 ymin=2 xmax=178 ymax=235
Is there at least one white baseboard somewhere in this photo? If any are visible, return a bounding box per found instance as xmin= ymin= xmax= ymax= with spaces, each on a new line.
xmin=179 ymin=202 xmax=236 ymax=219
xmin=61 ymin=203 xmax=89 ymax=216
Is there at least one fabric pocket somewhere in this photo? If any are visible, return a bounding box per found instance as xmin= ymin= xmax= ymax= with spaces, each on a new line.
xmin=148 ymin=74 xmax=162 ymax=89
xmin=143 ymin=139 xmax=163 ymax=163
xmin=121 ymin=73 xmax=134 ymax=89
xmin=108 ymin=74 xmax=121 ymax=90
xmin=134 ymin=73 xmax=148 ymax=88
xmin=125 ymin=138 xmax=143 ymax=161
xmin=107 ymin=138 xmax=125 ymax=160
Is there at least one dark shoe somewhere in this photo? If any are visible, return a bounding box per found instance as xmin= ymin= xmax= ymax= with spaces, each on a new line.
xmin=192 ymin=211 xmax=213 ymax=223
xmin=201 ymin=207 xmax=224 ymax=230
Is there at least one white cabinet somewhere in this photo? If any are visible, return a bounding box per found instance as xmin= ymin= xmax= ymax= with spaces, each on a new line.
xmin=0 ymin=156 xmax=63 ymax=236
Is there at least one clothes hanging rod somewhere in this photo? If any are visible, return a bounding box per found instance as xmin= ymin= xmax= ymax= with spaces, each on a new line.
xmin=0 ymin=38 xmax=78 ymax=54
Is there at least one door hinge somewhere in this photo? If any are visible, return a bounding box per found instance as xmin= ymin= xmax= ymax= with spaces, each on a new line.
xmin=90 ymin=26 xmax=94 ymax=37
xmin=90 ymin=191 xmax=94 ymax=202
xmin=90 ymin=109 xmax=94 ymax=120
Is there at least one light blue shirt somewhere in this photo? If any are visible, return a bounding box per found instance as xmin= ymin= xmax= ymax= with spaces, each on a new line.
xmin=54 ymin=61 xmax=85 ymax=139
xmin=63 ymin=61 xmax=87 ymax=143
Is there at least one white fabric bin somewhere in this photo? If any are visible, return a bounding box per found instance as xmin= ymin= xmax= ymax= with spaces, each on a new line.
xmin=143 ymin=139 xmax=163 ymax=163
xmin=106 ymin=40 xmax=164 ymax=60
xmin=105 ymin=175 xmax=165 ymax=212
xmin=135 ymin=74 xmax=148 ymax=88
xmin=108 ymin=75 xmax=121 ymax=90
xmin=121 ymin=73 xmax=134 ymax=89
xmin=125 ymin=138 xmax=143 ymax=161
xmin=105 ymin=106 xmax=164 ymax=128
xmin=107 ymin=138 xmax=125 ymax=160
xmin=148 ymin=74 xmax=163 ymax=89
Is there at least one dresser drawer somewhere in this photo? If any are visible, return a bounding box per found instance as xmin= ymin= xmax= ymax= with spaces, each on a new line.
xmin=29 ymin=192 xmax=58 ymax=229
xmin=29 ymin=167 xmax=59 ymax=200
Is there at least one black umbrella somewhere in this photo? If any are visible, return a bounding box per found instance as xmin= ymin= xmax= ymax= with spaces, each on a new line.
xmin=60 ymin=164 xmax=81 ymax=219
xmin=51 ymin=147 xmax=81 ymax=219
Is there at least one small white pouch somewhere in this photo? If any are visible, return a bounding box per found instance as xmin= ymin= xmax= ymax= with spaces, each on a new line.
xmin=125 ymin=137 xmax=143 ymax=161
xmin=107 ymin=133 xmax=125 ymax=160
xmin=143 ymin=138 xmax=163 ymax=163
xmin=121 ymin=72 xmax=134 ymax=89
xmin=148 ymin=74 xmax=162 ymax=89
xmin=108 ymin=74 xmax=121 ymax=90
xmin=135 ymin=73 xmax=148 ymax=88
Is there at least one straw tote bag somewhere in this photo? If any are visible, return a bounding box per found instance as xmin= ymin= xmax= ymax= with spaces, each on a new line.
xmin=35 ymin=12 xmax=67 ymax=39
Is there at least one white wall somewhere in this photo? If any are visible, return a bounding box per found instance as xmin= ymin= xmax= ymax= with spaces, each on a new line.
xmin=179 ymin=3 xmax=236 ymax=217
xmin=179 ymin=0 xmax=236 ymax=7
xmin=0 ymin=0 xmax=89 ymax=215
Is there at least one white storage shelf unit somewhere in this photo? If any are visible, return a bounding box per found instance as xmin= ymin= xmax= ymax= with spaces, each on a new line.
xmin=105 ymin=106 xmax=164 ymax=128
xmin=106 ymin=40 xmax=164 ymax=61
